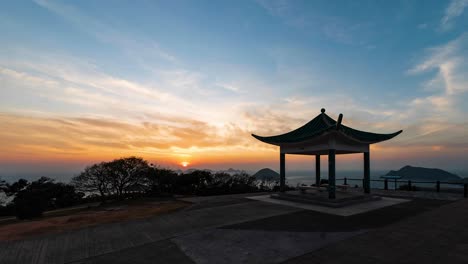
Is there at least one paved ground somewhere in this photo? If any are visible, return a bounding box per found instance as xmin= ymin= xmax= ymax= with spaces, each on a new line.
xmin=362 ymin=188 xmax=464 ymax=201
xmin=173 ymin=229 xmax=364 ymax=264
xmin=248 ymin=194 xmax=409 ymax=216
xmin=222 ymin=198 xmax=450 ymax=232
xmin=0 ymin=192 xmax=465 ymax=264
xmin=284 ymin=197 xmax=468 ymax=264
xmin=0 ymin=197 xmax=298 ymax=264
xmin=71 ymin=240 xmax=195 ymax=264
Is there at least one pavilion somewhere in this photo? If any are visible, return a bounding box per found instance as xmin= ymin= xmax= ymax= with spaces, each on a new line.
xmin=252 ymin=108 xmax=402 ymax=199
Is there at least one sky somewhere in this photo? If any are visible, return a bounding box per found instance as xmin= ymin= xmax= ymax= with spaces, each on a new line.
xmin=1 ymin=0 xmax=467 ymax=179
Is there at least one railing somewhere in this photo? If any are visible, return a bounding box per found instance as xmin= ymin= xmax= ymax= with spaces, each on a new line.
xmin=336 ymin=178 xmax=468 ymax=198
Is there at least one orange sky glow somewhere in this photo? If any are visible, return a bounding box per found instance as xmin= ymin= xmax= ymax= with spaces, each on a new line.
xmin=1 ymin=111 xmax=466 ymax=175
xmin=1 ymin=0 xmax=468 ymax=179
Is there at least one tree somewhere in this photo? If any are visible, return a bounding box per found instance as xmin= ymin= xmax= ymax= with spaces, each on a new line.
xmin=158 ymin=168 xmax=178 ymax=194
xmin=229 ymin=172 xmax=257 ymax=193
xmin=72 ymin=162 xmax=111 ymax=201
xmin=106 ymin=157 xmax=150 ymax=199
xmin=4 ymin=178 xmax=28 ymax=196
xmin=175 ymin=170 xmax=213 ymax=194
xmin=146 ymin=166 xmax=177 ymax=195
xmin=0 ymin=177 xmax=7 ymax=192
xmin=13 ymin=177 xmax=82 ymax=219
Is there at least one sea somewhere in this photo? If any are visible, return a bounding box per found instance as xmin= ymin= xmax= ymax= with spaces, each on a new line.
xmin=285 ymin=170 xmax=468 ymax=190
xmin=1 ymin=169 xmax=467 ymax=190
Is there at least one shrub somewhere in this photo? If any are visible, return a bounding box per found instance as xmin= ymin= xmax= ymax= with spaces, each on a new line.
xmin=14 ymin=189 xmax=48 ymax=219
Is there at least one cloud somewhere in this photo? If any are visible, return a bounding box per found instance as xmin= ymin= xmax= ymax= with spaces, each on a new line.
xmin=33 ymin=0 xmax=179 ymax=67
xmin=440 ymin=0 xmax=468 ymax=31
xmin=255 ymin=0 xmax=292 ymax=18
xmin=0 ymin=53 xmax=205 ymax=110
xmin=215 ymin=83 xmax=243 ymax=93
xmin=255 ymin=0 xmax=372 ymax=46
xmin=0 ymin=112 xmax=267 ymax=163
xmin=399 ymin=32 xmax=468 ymax=147
xmin=418 ymin=23 xmax=428 ymax=29
xmin=408 ymin=32 xmax=468 ymax=96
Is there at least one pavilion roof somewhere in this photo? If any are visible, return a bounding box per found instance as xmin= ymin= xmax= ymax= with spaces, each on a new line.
xmin=252 ymin=109 xmax=402 ymax=145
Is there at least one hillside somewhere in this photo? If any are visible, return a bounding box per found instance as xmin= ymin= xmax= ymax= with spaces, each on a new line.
xmin=253 ymin=168 xmax=280 ymax=181
xmin=384 ymin=165 xmax=461 ymax=181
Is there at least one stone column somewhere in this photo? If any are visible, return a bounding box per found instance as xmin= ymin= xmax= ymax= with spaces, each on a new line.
xmin=328 ymin=149 xmax=336 ymax=199
xmin=315 ymin=155 xmax=321 ymax=186
xmin=364 ymin=151 xmax=370 ymax=194
xmin=280 ymin=153 xmax=286 ymax=192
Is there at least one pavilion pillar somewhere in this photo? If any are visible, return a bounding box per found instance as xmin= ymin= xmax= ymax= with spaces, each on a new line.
xmin=328 ymin=149 xmax=336 ymax=199
xmin=315 ymin=155 xmax=321 ymax=186
xmin=364 ymin=151 xmax=370 ymax=194
xmin=280 ymin=153 xmax=286 ymax=192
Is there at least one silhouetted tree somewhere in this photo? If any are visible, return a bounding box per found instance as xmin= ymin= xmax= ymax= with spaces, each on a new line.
xmin=72 ymin=162 xmax=111 ymax=201
xmin=0 ymin=177 xmax=7 ymax=192
xmin=13 ymin=177 xmax=82 ymax=219
xmin=4 ymin=178 xmax=28 ymax=196
xmin=106 ymin=157 xmax=150 ymax=199
xmin=146 ymin=166 xmax=177 ymax=194
xmin=229 ymin=172 xmax=257 ymax=193
xmin=174 ymin=170 xmax=213 ymax=194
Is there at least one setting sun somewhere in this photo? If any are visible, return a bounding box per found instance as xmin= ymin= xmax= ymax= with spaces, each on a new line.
xmin=181 ymin=161 xmax=190 ymax=167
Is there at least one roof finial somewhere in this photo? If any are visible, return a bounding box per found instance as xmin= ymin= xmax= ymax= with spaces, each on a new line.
xmin=336 ymin=113 xmax=343 ymax=130
xmin=321 ymin=108 xmax=326 ymax=113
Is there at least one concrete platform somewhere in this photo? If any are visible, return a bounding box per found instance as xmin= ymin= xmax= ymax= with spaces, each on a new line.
xmin=173 ymin=229 xmax=364 ymax=264
xmin=271 ymin=191 xmax=381 ymax=208
xmin=0 ymin=193 xmax=458 ymax=264
xmin=247 ymin=194 xmax=409 ymax=216
xmin=284 ymin=198 xmax=468 ymax=264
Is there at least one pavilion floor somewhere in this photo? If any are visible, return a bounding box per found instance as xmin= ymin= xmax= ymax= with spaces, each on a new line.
xmin=271 ymin=190 xmax=381 ymax=208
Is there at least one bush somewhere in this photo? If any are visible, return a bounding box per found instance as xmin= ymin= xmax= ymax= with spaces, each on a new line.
xmin=0 ymin=204 xmax=15 ymax=217
xmin=14 ymin=189 xmax=48 ymax=219
xmin=10 ymin=177 xmax=83 ymax=219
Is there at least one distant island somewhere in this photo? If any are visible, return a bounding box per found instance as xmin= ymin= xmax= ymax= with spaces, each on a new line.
xmin=383 ymin=165 xmax=461 ymax=182
xmin=253 ymin=168 xmax=280 ymax=181
xmin=181 ymin=168 xmax=244 ymax=176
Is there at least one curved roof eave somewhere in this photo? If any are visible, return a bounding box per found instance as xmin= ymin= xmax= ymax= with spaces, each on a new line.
xmin=251 ymin=110 xmax=403 ymax=146
xmin=251 ymin=125 xmax=334 ymax=145
xmin=252 ymin=128 xmax=402 ymax=146
xmin=339 ymin=128 xmax=403 ymax=144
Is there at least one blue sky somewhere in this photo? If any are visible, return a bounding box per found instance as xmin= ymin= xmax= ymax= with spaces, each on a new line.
xmin=0 ymin=0 xmax=467 ymax=178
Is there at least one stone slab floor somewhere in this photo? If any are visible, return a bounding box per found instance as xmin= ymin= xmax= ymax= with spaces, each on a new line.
xmin=0 ymin=193 xmax=464 ymax=264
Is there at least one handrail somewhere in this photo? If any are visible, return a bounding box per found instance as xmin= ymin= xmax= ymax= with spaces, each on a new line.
xmin=337 ymin=178 xmax=466 ymax=185
xmin=333 ymin=177 xmax=467 ymax=198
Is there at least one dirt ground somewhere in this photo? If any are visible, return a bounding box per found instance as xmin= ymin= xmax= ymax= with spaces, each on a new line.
xmin=0 ymin=199 xmax=190 ymax=241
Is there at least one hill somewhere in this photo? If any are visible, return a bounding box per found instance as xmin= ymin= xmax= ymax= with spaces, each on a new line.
xmin=384 ymin=165 xmax=461 ymax=182
xmin=253 ymin=168 xmax=280 ymax=181
xmin=219 ymin=168 xmax=244 ymax=176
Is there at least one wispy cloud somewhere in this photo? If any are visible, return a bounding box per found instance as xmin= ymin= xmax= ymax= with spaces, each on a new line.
xmin=255 ymin=0 xmax=373 ymax=46
xmin=216 ymin=83 xmax=243 ymax=93
xmin=400 ymin=32 xmax=468 ymax=147
xmin=408 ymin=32 xmax=468 ymax=95
xmin=440 ymin=0 xmax=468 ymax=31
xmin=33 ymin=0 xmax=179 ymax=66
xmin=0 ymin=111 xmax=270 ymax=164
xmin=255 ymin=0 xmax=292 ymax=18
xmin=417 ymin=23 xmax=428 ymax=29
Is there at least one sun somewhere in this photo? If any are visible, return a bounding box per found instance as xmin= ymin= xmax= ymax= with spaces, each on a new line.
xmin=181 ymin=161 xmax=190 ymax=167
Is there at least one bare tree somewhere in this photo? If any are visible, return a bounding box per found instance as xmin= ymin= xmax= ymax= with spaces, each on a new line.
xmin=72 ymin=162 xmax=111 ymax=201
